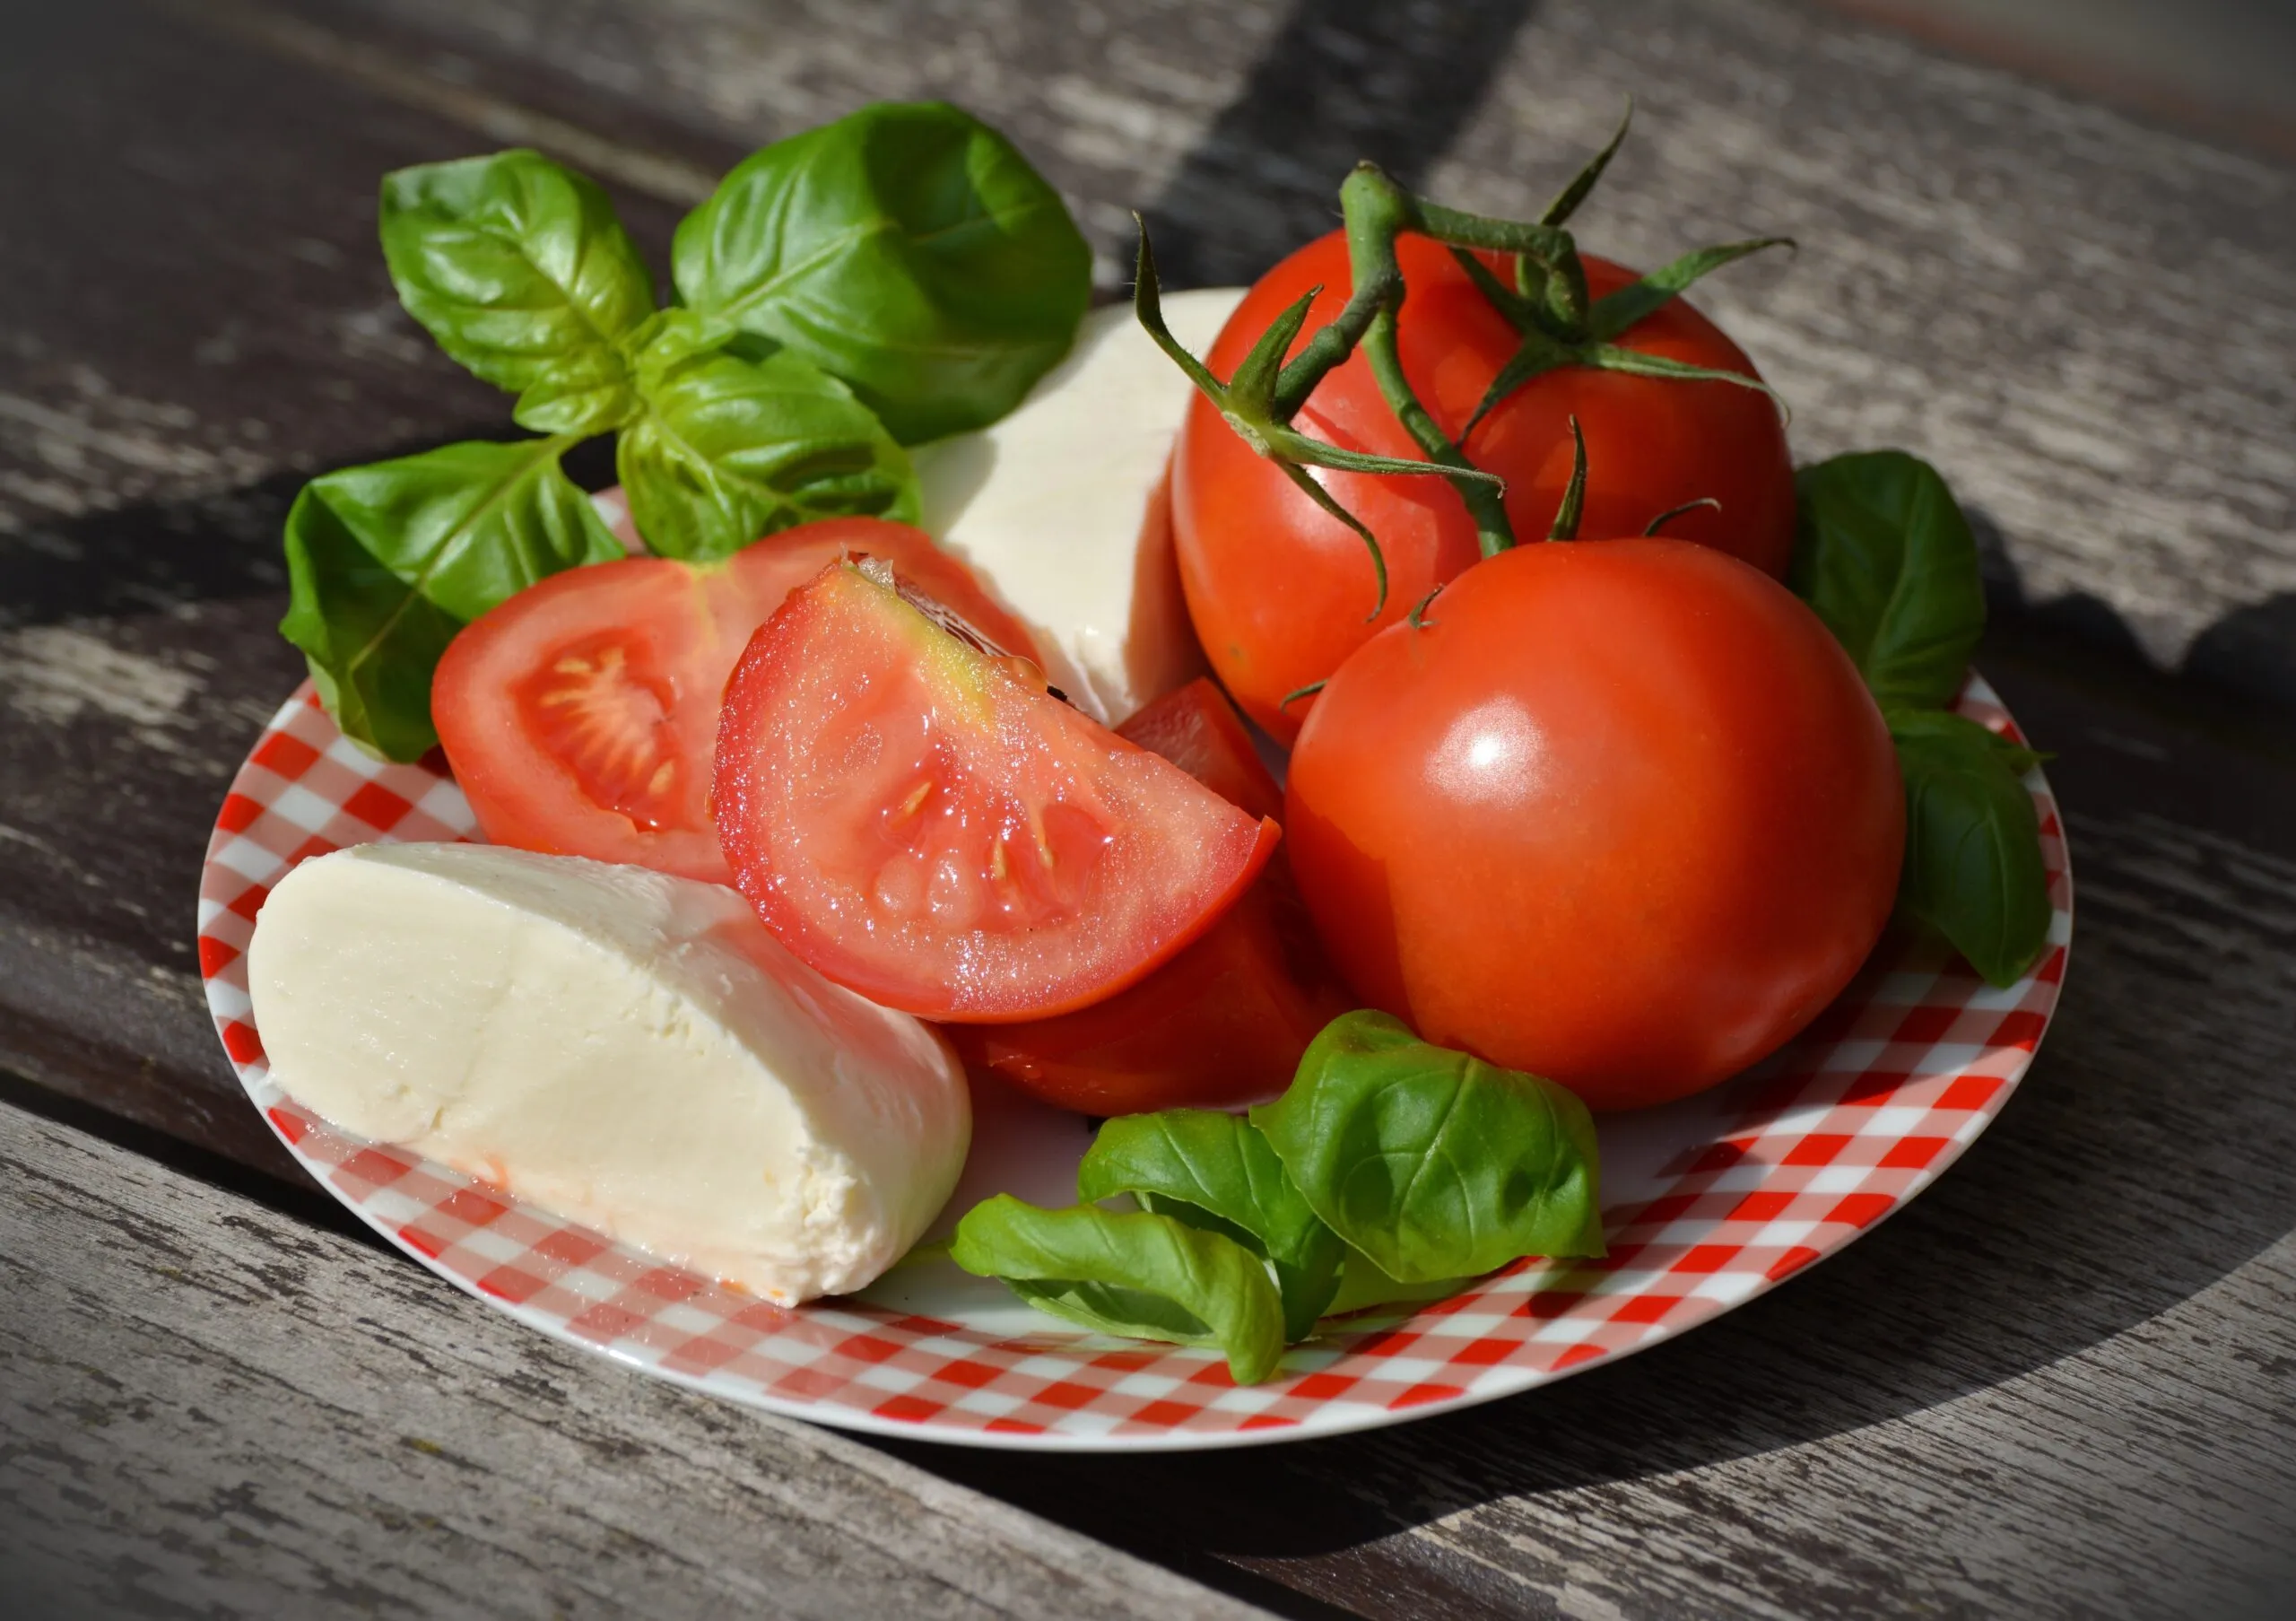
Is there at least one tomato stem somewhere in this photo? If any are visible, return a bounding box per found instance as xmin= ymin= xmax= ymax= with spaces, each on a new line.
xmin=1338 ymin=165 xmax=1519 ymax=561
xmin=1642 ymin=496 xmax=1722 ymax=536
xmin=1134 ymin=106 xmax=1790 ymax=587
xmin=1549 ymin=417 xmax=1587 ymax=542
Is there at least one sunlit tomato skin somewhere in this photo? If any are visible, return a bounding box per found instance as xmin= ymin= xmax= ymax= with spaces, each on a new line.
xmin=1172 ymin=233 xmax=1793 ymax=741
xmin=434 ymin=519 xmax=1039 ymax=885
xmin=715 ymin=565 xmax=1281 ymax=1022
xmin=1284 ymin=539 xmax=1902 ymax=1111
xmin=949 ymin=679 xmax=1351 ymax=1114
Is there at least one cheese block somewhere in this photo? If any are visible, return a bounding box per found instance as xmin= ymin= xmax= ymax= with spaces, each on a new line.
xmin=912 ymin=286 xmax=1248 ymax=725
xmin=247 ymin=842 xmax=970 ymax=1303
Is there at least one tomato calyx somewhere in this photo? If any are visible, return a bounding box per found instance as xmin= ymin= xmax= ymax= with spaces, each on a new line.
xmin=1139 ymin=97 xmax=1791 ymax=600
xmin=1132 ymin=221 xmax=1500 ymax=619
xmin=1444 ymin=100 xmax=1794 ymax=441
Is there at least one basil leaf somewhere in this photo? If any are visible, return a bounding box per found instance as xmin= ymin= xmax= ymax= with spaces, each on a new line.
xmin=380 ymin=150 xmax=655 ymax=435
xmin=950 ymin=1196 xmax=1287 ymax=1384
xmin=1889 ymin=709 xmax=2054 ymax=987
xmin=617 ymin=315 xmax=918 ymax=561
xmin=1079 ymin=1111 xmax=1344 ymax=1341
xmin=1790 ymin=450 xmax=1987 ymax=711
xmin=1253 ymin=1012 xmax=1605 ymax=1283
xmin=1320 ymin=1251 xmax=1474 ymax=1320
xmin=672 ymin=101 xmax=1091 ymax=444
xmin=279 ymin=438 xmax=621 ymax=760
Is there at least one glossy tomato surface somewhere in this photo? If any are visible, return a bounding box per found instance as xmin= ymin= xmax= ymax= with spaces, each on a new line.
xmin=715 ymin=564 xmax=1281 ymax=1022
xmin=950 ymin=679 xmax=1351 ymax=1113
xmin=1173 ymin=233 xmax=1793 ymax=740
xmin=433 ymin=519 xmax=1038 ymax=885
xmin=1285 ymin=538 xmax=1902 ymax=1111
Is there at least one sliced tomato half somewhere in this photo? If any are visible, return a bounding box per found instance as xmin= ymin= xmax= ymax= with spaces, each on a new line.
xmin=949 ymin=678 xmax=1351 ymax=1114
xmin=713 ymin=564 xmax=1281 ymax=1021
xmin=433 ymin=518 xmax=1039 ymax=885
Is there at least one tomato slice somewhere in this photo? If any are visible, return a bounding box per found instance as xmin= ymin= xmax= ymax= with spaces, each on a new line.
xmin=714 ymin=565 xmax=1281 ymax=1021
xmin=948 ymin=679 xmax=1351 ymax=1114
xmin=434 ymin=518 xmax=1039 ymax=885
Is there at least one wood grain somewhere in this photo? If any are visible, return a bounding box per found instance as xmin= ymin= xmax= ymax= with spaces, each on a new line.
xmin=305 ymin=0 xmax=2296 ymax=697
xmin=0 ymin=1102 xmax=1271 ymax=1621
xmin=2 ymin=0 xmax=2293 ymax=1614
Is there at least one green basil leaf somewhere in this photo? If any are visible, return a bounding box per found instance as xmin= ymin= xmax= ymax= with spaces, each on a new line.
xmin=672 ymin=100 xmax=1091 ymax=444
xmin=1790 ymin=450 xmax=1987 ymax=711
xmin=279 ymin=438 xmax=621 ymax=760
xmin=1889 ymin=709 xmax=2054 ymax=987
xmin=617 ymin=314 xmax=918 ymax=561
xmin=950 ymin=1196 xmax=1287 ymax=1385
xmin=1320 ymin=1251 xmax=1475 ymax=1320
xmin=1078 ymin=1111 xmax=1344 ymax=1341
xmin=380 ymin=150 xmax=655 ymax=435
xmin=1252 ymin=1012 xmax=1605 ymax=1284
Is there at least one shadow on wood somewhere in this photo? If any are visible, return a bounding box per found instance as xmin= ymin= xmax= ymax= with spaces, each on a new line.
xmin=1140 ymin=0 xmax=1544 ymax=287
xmin=883 ymin=630 xmax=2296 ymax=1593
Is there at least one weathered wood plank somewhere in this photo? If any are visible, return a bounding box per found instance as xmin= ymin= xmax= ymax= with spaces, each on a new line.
xmin=303 ymin=0 xmax=2296 ymax=698
xmin=3 ymin=0 xmax=2290 ymax=1179
xmin=1 ymin=1 xmax=2293 ymax=1614
xmin=0 ymin=0 xmax=707 ymax=1179
xmin=0 ymin=1101 xmax=1271 ymax=1621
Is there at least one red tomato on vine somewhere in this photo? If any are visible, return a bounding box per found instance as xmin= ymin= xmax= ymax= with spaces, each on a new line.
xmin=1172 ymin=236 xmax=1792 ymax=741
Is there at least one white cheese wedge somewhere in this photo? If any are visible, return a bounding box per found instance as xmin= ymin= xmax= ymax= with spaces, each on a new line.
xmin=912 ymin=286 xmax=1248 ymax=725
xmin=247 ymin=843 xmax=970 ymax=1304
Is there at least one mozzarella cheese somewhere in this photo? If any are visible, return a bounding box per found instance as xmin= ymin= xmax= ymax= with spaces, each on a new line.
xmin=247 ymin=843 xmax=970 ymax=1303
xmin=912 ymin=287 xmax=1248 ymax=724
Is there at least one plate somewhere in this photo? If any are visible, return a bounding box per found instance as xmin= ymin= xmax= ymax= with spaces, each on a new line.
xmin=196 ymin=675 xmax=2070 ymax=1451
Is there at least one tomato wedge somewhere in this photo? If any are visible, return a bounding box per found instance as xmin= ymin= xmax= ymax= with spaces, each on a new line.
xmin=433 ymin=518 xmax=1039 ymax=885
xmin=948 ymin=678 xmax=1350 ymax=1114
xmin=714 ymin=563 xmax=1281 ymax=1021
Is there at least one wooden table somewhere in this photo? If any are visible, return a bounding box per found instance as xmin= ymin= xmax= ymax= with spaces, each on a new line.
xmin=5 ymin=1 xmax=2292 ymax=1615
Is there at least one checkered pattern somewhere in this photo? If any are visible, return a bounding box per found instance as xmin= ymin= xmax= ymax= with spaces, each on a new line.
xmin=198 ymin=677 xmax=2072 ymax=1452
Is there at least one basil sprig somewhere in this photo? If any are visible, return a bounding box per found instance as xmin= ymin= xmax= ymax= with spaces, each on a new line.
xmin=1077 ymin=1111 xmax=1344 ymax=1341
xmin=616 ymin=315 xmax=917 ymax=561
xmin=1790 ymin=451 xmax=1987 ymax=711
xmin=1254 ymin=1012 xmax=1605 ymax=1281
xmin=951 ymin=1012 xmax=1605 ymax=1384
xmin=284 ymin=110 xmax=1087 ymax=760
xmin=674 ymin=101 xmax=1092 ymax=446
xmin=378 ymin=150 xmax=656 ymax=436
xmin=280 ymin=439 xmax=622 ymax=760
xmin=952 ymin=1198 xmax=1288 ymax=1386
xmin=1886 ymin=710 xmax=2052 ymax=985
xmin=1791 ymin=450 xmax=2053 ymax=985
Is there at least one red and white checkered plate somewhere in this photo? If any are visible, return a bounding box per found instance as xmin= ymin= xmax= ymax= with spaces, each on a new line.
xmin=197 ymin=674 xmax=2070 ymax=1451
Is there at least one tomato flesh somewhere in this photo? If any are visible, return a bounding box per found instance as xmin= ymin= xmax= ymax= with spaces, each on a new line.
xmin=1284 ymin=538 xmax=1903 ymax=1111
xmin=714 ymin=565 xmax=1281 ymax=1021
xmin=949 ymin=678 xmax=1350 ymax=1113
xmin=434 ymin=518 xmax=1039 ymax=885
xmin=509 ymin=630 xmax=683 ymax=832
xmin=1173 ymin=233 xmax=1794 ymax=741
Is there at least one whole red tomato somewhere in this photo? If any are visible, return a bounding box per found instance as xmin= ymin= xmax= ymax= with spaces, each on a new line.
xmin=1171 ymin=232 xmax=1793 ymax=741
xmin=1283 ymin=537 xmax=1902 ymax=1111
